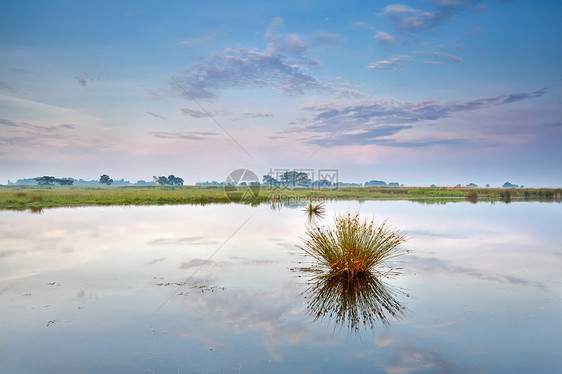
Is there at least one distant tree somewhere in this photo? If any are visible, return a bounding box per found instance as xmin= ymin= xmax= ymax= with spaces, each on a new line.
xmin=430 ymin=184 xmax=436 ymax=187
xmin=135 ymin=180 xmax=156 ymax=186
xmin=56 ymin=178 xmax=74 ymax=186
xmin=35 ymin=176 xmax=56 ymax=185
xmin=279 ymin=171 xmax=311 ymax=187
xmin=167 ymin=175 xmax=184 ymax=186
xmin=154 ymin=176 xmax=169 ymax=185
xmin=14 ymin=178 xmax=38 ymax=185
xmin=388 ymin=182 xmax=399 ymax=187
xmin=466 ymin=183 xmax=478 ymax=187
xmin=195 ymin=180 xmax=223 ymax=186
xmin=313 ymin=179 xmax=332 ymax=188
xmin=262 ymin=174 xmax=279 ymax=187
xmin=365 ymin=180 xmax=387 ymax=186
xmin=502 ymin=182 xmax=519 ymax=188
xmin=485 ymin=184 xmax=490 ymax=188
xmin=99 ymin=174 xmax=113 ymax=185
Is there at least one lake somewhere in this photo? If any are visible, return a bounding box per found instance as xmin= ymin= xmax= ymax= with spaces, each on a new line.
xmin=1 ymin=200 xmax=561 ymax=373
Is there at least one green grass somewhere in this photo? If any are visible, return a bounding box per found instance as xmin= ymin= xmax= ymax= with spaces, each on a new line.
xmin=300 ymin=213 xmax=408 ymax=280
xmin=0 ymin=185 xmax=560 ymax=209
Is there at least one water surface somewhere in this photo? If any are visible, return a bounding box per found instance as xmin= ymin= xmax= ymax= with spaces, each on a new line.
xmin=1 ymin=201 xmax=560 ymax=373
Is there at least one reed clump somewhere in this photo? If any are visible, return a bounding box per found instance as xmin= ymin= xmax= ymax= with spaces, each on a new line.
xmin=304 ymin=201 xmax=326 ymax=222
xmin=466 ymin=190 xmax=479 ymax=203
xmin=301 ymin=213 xmax=407 ymax=279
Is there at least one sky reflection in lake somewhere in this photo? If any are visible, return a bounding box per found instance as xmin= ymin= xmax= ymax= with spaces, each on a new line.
xmin=0 ymin=201 xmax=561 ymax=373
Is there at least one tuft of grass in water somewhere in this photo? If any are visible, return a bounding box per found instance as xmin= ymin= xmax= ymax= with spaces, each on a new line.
xmin=301 ymin=213 xmax=407 ymax=279
xmin=466 ymin=190 xmax=479 ymax=203
xmin=304 ymin=201 xmax=326 ymax=222
xmin=500 ymin=190 xmax=511 ymax=203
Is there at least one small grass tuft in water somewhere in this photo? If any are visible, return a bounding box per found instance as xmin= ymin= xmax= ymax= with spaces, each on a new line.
xmin=301 ymin=213 xmax=407 ymax=279
xmin=304 ymin=201 xmax=326 ymax=222
xmin=466 ymin=190 xmax=479 ymax=203
xmin=305 ymin=201 xmax=326 ymax=215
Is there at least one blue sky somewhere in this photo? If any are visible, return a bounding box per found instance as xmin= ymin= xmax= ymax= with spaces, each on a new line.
xmin=1 ymin=0 xmax=561 ymax=186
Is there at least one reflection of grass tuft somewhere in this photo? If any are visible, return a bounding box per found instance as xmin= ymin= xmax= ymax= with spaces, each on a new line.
xmin=301 ymin=213 xmax=407 ymax=279
xmin=28 ymin=206 xmax=44 ymax=214
xmin=304 ymin=272 xmax=407 ymax=331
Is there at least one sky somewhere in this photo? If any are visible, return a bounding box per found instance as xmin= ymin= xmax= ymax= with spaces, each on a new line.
xmin=1 ymin=0 xmax=561 ymax=187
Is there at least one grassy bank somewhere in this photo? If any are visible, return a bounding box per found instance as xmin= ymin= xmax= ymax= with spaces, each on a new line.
xmin=0 ymin=185 xmax=560 ymax=209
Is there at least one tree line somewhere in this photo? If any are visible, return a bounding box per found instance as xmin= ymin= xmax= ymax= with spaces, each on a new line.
xmin=28 ymin=174 xmax=184 ymax=186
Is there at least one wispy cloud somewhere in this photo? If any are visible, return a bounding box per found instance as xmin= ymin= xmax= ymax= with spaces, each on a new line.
xmin=144 ymin=111 xmax=167 ymax=119
xmin=311 ymin=32 xmax=345 ymax=46
xmin=147 ymin=131 xmax=219 ymax=140
xmin=306 ymin=125 xmax=412 ymax=146
xmin=292 ymin=88 xmax=548 ymax=147
xmin=0 ymin=117 xmax=102 ymax=155
xmin=146 ymin=257 xmax=166 ymax=266
xmin=179 ymin=107 xmax=276 ymax=121
xmin=173 ymin=18 xmax=342 ymax=100
xmin=374 ymin=31 xmax=397 ymax=47
xmin=181 ymin=31 xmax=223 ymax=47
xmin=230 ymin=112 xmax=276 ymax=122
xmin=266 ymin=17 xmax=307 ymax=55
xmin=147 ymin=236 xmax=219 ymax=246
xmin=0 ymin=81 xmax=18 ymax=94
xmin=385 ymin=343 xmax=470 ymax=374
xmin=501 ymin=87 xmax=547 ymax=104
xmin=0 ymin=117 xmax=71 ymax=131
xmin=408 ymin=255 xmax=548 ymax=291
xmin=176 ymin=47 xmax=328 ymax=99
xmin=414 ymin=50 xmax=463 ymax=63
xmin=369 ymin=52 xmax=462 ymax=70
xmin=179 ymin=107 xmax=227 ymax=118
xmin=368 ymin=55 xmax=410 ymax=69
xmin=0 ymin=117 xmax=26 ymax=128
xmin=75 ymin=73 xmax=98 ymax=87
xmin=383 ymin=1 xmax=482 ymax=35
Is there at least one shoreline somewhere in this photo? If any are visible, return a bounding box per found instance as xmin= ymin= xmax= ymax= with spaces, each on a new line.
xmin=0 ymin=185 xmax=560 ymax=210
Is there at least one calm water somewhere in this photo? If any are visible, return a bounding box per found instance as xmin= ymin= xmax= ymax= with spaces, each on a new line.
xmin=1 ymin=201 xmax=561 ymax=373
